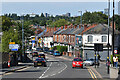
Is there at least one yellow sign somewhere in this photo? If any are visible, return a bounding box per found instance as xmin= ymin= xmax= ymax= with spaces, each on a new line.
xmin=32 ymin=38 xmax=35 ymax=40
xmin=39 ymin=41 xmax=41 ymax=43
xmin=9 ymin=42 xmax=15 ymax=44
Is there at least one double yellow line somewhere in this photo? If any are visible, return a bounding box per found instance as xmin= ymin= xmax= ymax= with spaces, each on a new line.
xmin=88 ymin=68 xmax=97 ymax=80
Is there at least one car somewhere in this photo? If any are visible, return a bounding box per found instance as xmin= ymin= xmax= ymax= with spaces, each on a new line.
xmin=48 ymin=50 xmax=54 ymax=55
xmin=34 ymin=58 xmax=47 ymax=67
xmin=53 ymin=51 xmax=61 ymax=56
xmin=72 ymin=58 xmax=83 ymax=68
xmin=43 ymin=47 xmax=49 ymax=53
xmin=25 ymin=49 xmax=32 ymax=54
xmin=36 ymin=47 xmax=43 ymax=52
xmin=32 ymin=51 xmax=38 ymax=57
xmin=84 ymin=59 xmax=94 ymax=66
xmin=38 ymin=53 xmax=46 ymax=59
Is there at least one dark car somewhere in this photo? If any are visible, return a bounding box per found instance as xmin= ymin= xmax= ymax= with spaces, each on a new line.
xmin=48 ymin=50 xmax=54 ymax=55
xmin=43 ymin=47 xmax=49 ymax=53
xmin=36 ymin=47 xmax=43 ymax=52
xmin=32 ymin=52 xmax=38 ymax=57
xmin=38 ymin=53 xmax=46 ymax=59
xmin=34 ymin=58 xmax=47 ymax=67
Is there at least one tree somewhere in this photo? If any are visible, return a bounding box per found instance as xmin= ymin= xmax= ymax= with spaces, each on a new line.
xmin=2 ymin=16 xmax=13 ymax=31
xmin=50 ymin=19 xmax=71 ymax=27
xmin=2 ymin=28 xmax=20 ymax=52
xmin=41 ymin=13 xmax=44 ymax=17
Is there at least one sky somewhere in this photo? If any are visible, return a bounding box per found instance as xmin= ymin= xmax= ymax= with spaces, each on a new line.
xmin=1 ymin=0 xmax=120 ymax=2
xmin=1 ymin=1 xmax=120 ymax=17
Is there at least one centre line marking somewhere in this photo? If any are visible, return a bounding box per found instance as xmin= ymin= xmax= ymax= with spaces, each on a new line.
xmin=39 ymin=62 xmax=52 ymax=78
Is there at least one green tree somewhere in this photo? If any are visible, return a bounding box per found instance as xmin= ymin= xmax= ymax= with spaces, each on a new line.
xmin=2 ymin=16 xmax=13 ymax=31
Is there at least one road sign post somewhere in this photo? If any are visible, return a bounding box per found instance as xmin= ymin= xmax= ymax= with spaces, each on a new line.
xmin=114 ymin=50 xmax=117 ymax=54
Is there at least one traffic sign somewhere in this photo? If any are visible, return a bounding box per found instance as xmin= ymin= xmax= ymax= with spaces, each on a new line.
xmin=114 ymin=50 xmax=117 ymax=54
xmin=9 ymin=42 xmax=15 ymax=44
xmin=9 ymin=44 xmax=19 ymax=49
xmin=11 ymin=49 xmax=18 ymax=51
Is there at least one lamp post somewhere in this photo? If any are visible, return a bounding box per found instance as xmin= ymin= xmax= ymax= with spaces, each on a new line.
xmin=107 ymin=0 xmax=110 ymax=74
xmin=78 ymin=11 xmax=82 ymax=25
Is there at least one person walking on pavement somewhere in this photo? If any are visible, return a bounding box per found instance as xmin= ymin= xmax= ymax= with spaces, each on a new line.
xmin=113 ymin=55 xmax=118 ymax=68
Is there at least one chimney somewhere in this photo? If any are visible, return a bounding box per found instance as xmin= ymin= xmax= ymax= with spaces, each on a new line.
xmin=110 ymin=21 xmax=116 ymax=30
xmin=54 ymin=26 xmax=57 ymax=31
xmin=61 ymin=26 xmax=64 ymax=30
xmin=46 ymin=27 xmax=49 ymax=32
xmin=74 ymin=25 xmax=77 ymax=29
xmin=65 ymin=25 xmax=68 ymax=29
xmin=84 ymin=24 xmax=87 ymax=30
xmin=79 ymin=24 xmax=82 ymax=29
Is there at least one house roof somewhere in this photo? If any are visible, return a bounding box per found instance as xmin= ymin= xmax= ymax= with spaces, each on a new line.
xmin=83 ymin=24 xmax=120 ymax=34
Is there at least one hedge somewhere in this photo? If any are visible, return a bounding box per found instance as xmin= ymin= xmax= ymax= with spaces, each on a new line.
xmin=51 ymin=46 xmax=68 ymax=54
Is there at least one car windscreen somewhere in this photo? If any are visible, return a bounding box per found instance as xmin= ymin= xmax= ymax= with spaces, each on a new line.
xmin=33 ymin=52 xmax=38 ymax=54
xmin=39 ymin=54 xmax=45 ymax=56
xmin=74 ymin=58 xmax=82 ymax=61
xmin=35 ymin=58 xmax=44 ymax=61
xmin=86 ymin=59 xmax=91 ymax=61
xmin=50 ymin=50 xmax=54 ymax=52
xmin=55 ymin=51 xmax=59 ymax=53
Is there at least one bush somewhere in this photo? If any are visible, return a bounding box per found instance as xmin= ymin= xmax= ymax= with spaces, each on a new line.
xmin=51 ymin=46 xmax=68 ymax=54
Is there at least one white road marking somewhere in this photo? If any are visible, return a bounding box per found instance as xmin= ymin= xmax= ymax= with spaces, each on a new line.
xmin=39 ymin=62 xmax=52 ymax=78
xmin=37 ymin=67 xmax=39 ymax=69
xmin=57 ymin=62 xmax=67 ymax=74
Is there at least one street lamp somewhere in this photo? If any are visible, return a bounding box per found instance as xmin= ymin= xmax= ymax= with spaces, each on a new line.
xmin=78 ymin=11 xmax=82 ymax=25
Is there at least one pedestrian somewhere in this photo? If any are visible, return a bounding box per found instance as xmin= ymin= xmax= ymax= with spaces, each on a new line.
xmin=115 ymin=56 xmax=118 ymax=68
xmin=113 ymin=55 xmax=118 ymax=68
xmin=113 ymin=55 xmax=115 ymax=67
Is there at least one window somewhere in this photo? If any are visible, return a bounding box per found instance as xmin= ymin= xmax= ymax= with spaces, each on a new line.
xmin=102 ymin=36 xmax=107 ymax=42
xmin=88 ymin=35 xmax=93 ymax=42
xmin=55 ymin=35 xmax=57 ymax=41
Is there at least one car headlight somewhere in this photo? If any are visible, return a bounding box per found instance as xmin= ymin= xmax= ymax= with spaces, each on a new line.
xmin=73 ymin=62 xmax=75 ymax=64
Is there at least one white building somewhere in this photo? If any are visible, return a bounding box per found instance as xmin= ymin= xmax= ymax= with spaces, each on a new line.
xmin=82 ymin=24 xmax=119 ymax=60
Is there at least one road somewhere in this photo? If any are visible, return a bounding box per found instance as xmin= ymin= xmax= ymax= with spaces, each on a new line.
xmin=1 ymin=53 xmax=98 ymax=80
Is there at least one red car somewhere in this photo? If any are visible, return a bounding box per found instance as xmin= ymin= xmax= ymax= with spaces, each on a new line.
xmin=72 ymin=58 xmax=83 ymax=68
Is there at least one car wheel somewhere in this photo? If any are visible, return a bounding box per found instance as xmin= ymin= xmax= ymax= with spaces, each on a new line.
xmin=44 ymin=64 xmax=47 ymax=67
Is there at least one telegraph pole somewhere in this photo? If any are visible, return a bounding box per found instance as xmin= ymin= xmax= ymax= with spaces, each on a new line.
xmin=107 ymin=0 xmax=110 ymax=74
xmin=112 ymin=0 xmax=115 ymax=67
xmin=22 ymin=15 xmax=25 ymax=62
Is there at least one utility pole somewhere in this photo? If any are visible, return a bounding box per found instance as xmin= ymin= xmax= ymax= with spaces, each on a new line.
xmin=107 ymin=0 xmax=110 ymax=74
xmin=112 ymin=0 xmax=115 ymax=67
xmin=78 ymin=11 xmax=82 ymax=25
xmin=22 ymin=15 xmax=25 ymax=62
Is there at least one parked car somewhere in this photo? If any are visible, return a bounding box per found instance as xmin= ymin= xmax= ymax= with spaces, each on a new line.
xmin=38 ymin=53 xmax=46 ymax=59
xmin=53 ymin=51 xmax=61 ymax=56
xmin=25 ymin=49 xmax=32 ymax=54
xmin=34 ymin=58 xmax=47 ymax=67
xmin=43 ymin=47 xmax=49 ymax=53
xmin=48 ymin=50 xmax=54 ymax=55
xmin=72 ymin=57 xmax=83 ymax=68
xmin=36 ymin=47 xmax=43 ymax=52
xmin=84 ymin=59 xmax=94 ymax=66
xmin=32 ymin=51 xmax=38 ymax=57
